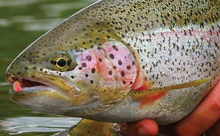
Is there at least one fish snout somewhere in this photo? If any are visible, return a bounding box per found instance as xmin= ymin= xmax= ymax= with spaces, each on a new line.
xmin=5 ymin=56 xmax=34 ymax=84
xmin=5 ymin=71 xmax=15 ymax=84
xmin=5 ymin=65 xmax=26 ymax=82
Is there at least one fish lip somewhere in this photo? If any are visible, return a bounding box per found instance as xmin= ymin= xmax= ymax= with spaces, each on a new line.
xmin=10 ymin=85 xmax=58 ymax=94
xmin=8 ymin=75 xmax=61 ymax=94
xmin=8 ymin=73 xmax=81 ymax=98
xmin=15 ymin=78 xmax=49 ymax=90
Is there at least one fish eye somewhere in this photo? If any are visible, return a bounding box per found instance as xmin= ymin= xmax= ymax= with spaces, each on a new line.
xmin=49 ymin=51 xmax=77 ymax=72
xmin=53 ymin=55 xmax=71 ymax=71
xmin=56 ymin=58 xmax=67 ymax=67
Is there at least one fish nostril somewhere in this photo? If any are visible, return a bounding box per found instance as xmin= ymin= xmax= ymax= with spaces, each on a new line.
xmin=9 ymin=66 xmax=14 ymax=70
xmin=5 ymin=71 xmax=15 ymax=84
xmin=5 ymin=68 xmax=24 ymax=83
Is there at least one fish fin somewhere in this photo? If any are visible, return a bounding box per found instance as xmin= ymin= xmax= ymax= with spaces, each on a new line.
xmin=130 ymin=78 xmax=210 ymax=109
xmin=69 ymin=119 xmax=121 ymax=136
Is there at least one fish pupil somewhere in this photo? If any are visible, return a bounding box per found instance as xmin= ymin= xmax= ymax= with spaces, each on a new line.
xmin=57 ymin=59 xmax=66 ymax=67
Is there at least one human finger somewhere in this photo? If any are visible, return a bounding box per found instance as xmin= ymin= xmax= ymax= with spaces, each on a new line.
xmin=206 ymin=119 xmax=220 ymax=136
xmin=172 ymin=82 xmax=220 ymax=135
xmin=126 ymin=119 xmax=158 ymax=136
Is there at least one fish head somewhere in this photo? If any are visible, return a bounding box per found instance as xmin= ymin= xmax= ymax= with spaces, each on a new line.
xmin=5 ymin=12 xmax=138 ymax=116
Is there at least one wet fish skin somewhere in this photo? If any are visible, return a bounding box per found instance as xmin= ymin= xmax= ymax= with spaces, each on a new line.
xmin=4 ymin=0 xmax=220 ymax=126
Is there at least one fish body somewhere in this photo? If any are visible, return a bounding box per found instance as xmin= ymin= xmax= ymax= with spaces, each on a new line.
xmin=4 ymin=0 xmax=220 ymax=134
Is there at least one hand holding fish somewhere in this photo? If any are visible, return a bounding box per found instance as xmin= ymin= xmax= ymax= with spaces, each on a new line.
xmin=127 ymin=81 xmax=220 ymax=136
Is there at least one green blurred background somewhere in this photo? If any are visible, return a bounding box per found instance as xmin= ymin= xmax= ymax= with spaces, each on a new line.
xmin=0 ymin=0 xmax=95 ymax=135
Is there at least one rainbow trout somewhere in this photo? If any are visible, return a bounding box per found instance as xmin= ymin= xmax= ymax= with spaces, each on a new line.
xmin=5 ymin=0 xmax=220 ymax=135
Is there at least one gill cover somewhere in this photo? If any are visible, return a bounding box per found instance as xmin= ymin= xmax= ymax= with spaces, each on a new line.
xmin=63 ymin=40 xmax=138 ymax=108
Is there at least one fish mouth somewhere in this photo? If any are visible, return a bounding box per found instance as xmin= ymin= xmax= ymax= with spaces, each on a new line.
xmin=9 ymin=76 xmax=69 ymax=105
xmin=6 ymin=70 xmax=82 ymax=97
xmin=6 ymin=71 xmax=100 ymax=116
xmin=11 ymin=79 xmax=58 ymax=93
xmin=20 ymin=79 xmax=45 ymax=88
xmin=7 ymin=76 xmax=82 ymax=115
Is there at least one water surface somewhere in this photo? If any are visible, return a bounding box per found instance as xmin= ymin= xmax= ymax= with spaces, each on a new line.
xmin=0 ymin=0 xmax=96 ymax=135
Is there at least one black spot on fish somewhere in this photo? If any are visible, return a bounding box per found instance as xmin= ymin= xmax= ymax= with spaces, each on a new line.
xmin=118 ymin=60 xmax=122 ymax=65
xmin=127 ymin=65 xmax=131 ymax=70
xmin=108 ymin=71 xmax=112 ymax=75
xmin=86 ymin=55 xmax=92 ymax=61
xmin=132 ymin=61 xmax=135 ymax=65
xmin=110 ymin=54 xmax=114 ymax=59
xmin=82 ymin=63 xmax=87 ymax=67
xmin=112 ymin=45 xmax=118 ymax=51
xmin=91 ymin=68 xmax=96 ymax=73
xmin=121 ymin=71 xmax=125 ymax=77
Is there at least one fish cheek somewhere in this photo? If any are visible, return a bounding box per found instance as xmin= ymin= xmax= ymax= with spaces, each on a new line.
xmin=63 ymin=41 xmax=139 ymax=103
xmin=66 ymin=49 xmax=99 ymax=94
xmin=65 ymin=46 xmax=117 ymax=101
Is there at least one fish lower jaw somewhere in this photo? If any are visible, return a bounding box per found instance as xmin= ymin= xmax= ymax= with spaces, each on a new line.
xmin=21 ymin=86 xmax=58 ymax=93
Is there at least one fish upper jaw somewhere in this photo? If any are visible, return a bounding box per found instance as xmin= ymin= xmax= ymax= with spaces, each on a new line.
xmin=5 ymin=67 xmax=82 ymax=97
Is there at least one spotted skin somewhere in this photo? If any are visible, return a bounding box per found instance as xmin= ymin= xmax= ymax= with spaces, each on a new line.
xmin=5 ymin=0 xmax=220 ymax=126
xmin=102 ymin=41 xmax=138 ymax=90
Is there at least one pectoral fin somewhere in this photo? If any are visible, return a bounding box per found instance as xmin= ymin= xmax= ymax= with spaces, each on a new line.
xmin=69 ymin=119 xmax=121 ymax=136
xmin=130 ymin=78 xmax=210 ymax=109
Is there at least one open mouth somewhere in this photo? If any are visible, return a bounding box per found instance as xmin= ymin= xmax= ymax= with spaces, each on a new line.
xmin=12 ymin=79 xmax=48 ymax=92
xmin=9 ymin=74 xmax=81 ymax=97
